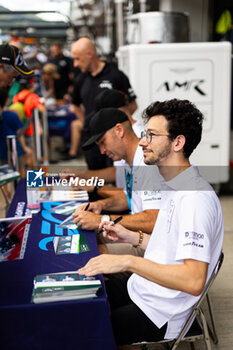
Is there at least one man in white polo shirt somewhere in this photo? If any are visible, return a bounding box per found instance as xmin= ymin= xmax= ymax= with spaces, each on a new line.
xmin=78 ymin=99 xmax=224 ymax=346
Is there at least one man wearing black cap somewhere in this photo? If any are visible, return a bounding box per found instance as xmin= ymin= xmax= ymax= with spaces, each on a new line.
xmin=0 ymin=44 xmax=34 ymax=88
xmin=61 ymin=88 xmax=144 ymax=187
xmin=73 ymin=108 xmax=161 ymax=256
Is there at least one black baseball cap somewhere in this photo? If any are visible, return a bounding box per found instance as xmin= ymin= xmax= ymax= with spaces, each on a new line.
xmin=94 ymin=89 xmax=126 ymax=111
xmin=82 ymin=108 xmax=129 ymax=150
xmin=0 ymin=44 xmax=34 ymax=77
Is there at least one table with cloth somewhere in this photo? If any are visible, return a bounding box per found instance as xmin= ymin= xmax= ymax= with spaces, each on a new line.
xmin=0 ymin=179 xmax=116 ymax=350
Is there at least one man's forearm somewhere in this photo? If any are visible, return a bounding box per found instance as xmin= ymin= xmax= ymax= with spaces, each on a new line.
xmin=18 ymin=134 xmax=27 ymax=150
xmin=97 ymin=185 xmax=122 ymax=198
xmin=97 ymin=192 xmax=128 ymax=212
xmin=110 ymin=209 xmax=158 ymax=233
xmin=70 ymin=104 xmax=84 ymax=122
xmin=78 ymin=251 xmax=208 ymax=296
xmin=126 ymin=256 xmax=208 ymax=296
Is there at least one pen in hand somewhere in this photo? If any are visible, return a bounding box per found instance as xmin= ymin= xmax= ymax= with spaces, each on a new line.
xmin=98 ymin=216 xmax=123 ymax=234
xmin=85 ymin=203 xmax=90 ymax=211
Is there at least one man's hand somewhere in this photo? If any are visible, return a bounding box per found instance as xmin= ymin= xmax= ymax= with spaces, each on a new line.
xmin=73 ymin=210 xmax=101 ymax=230
xmin=78 ymin=254 xmax=131 ymax=276
xmin=73 ymin=201 xmax=103 ymax=216
xmin=100 ymin=222 xmax=137 ymax=245
xmin=73 ymin=202 xmax=89 ymax=213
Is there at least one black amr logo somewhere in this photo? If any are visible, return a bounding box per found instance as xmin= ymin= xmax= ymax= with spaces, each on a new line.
xmin=157 ymin=79 xmax=206 ymax=96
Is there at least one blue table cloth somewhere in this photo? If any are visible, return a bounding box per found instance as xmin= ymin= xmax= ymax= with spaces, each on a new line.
xmin=0 ymin=180 xmax=116 ymax=350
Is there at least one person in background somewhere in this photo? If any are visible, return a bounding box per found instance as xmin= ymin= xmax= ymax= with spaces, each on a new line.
xmin=46 ymin=96 xmax=82 ymax=161
xmin=0 ymin=86 xmax=32 ymax=177
xmin=71 ymin=37 xmax=137 ymax=169
xmin=0 ymin=44 xmax=34 ymax=89
xmin=41 ymin=63 xmax=60 ymax=105
xmin=41 ymin=62 xmax=83 ymax=160
xmin=0 ymin=44 xmax=34 ymax=180
xmin=0 ymin=63 xmax=18 ymax=89
xmin=8 ymin=31 xmax=23 ymax=51
xmin=12 ymin=78 xmax=45 ymax=167
xmin=78 ymin=99 xmax=224 ymax=347
xmin=8 ymin=76 xmax=21 ymax=105
xmin=22 ymin=45 xmax=48 ymax=97
xmin=49 ymin=42 xmax=74 ymax=101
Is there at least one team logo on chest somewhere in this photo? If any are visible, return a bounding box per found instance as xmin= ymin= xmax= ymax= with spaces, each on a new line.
xmin=99 ymin=80 xmax=113 ymax=89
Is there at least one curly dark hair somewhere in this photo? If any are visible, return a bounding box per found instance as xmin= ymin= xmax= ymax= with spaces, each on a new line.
xmin=142 ymin=99 xmax=203 ymax=158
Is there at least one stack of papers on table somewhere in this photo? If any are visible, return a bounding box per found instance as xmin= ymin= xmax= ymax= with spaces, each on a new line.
xmin=52 ymin=189 xmax=88 ymax=201
xmin=39 ymin=186 xmax=89 ymax=202
xmin=32 ymin=271 xmax=101 ymax=303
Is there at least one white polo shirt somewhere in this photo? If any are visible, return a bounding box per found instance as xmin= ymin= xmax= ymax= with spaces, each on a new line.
xmin=127 ymin=166 xmax=224 ymax=339
xmin=114 ymin=144 xmax=162 ymax=213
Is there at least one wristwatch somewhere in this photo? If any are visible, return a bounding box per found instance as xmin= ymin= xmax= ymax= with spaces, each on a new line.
xmin=101 ymin=215 xmax=111 ymax=223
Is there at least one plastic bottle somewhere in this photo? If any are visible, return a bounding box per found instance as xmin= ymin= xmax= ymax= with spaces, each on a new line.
xmin=27 ymin=189 xmax=41 ymax=214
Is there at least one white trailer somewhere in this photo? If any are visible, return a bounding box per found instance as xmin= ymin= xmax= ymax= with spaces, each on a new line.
xmin=117 ymin=42 xmax=232 ymax=183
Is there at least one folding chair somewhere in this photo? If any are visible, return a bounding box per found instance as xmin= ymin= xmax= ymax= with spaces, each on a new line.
xmin=132 ymin=251 xmax=224 ymax=350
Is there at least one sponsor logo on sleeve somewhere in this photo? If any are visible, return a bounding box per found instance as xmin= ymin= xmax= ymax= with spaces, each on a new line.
xmin=184 ymin=231 xmax=204 ymax=248
xmin=185 ymin=231 xmax=204 ymax=240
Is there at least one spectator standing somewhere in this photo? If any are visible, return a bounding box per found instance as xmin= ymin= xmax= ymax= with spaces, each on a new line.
xmin=46 ymin=98 xmax=82 ymax=160
xmin=71 ymin=37 xmax=137 ymax=169
xmin=12 ymin=79 xmax=45 ymax=167
xmin=49 ymin=42 xmax=74 ymax=100
xmin=22 ymin=45 xmax=48 ymax=97
xmin=0 ymin=86 xmax=32 ymax=177
xmin=0 ymin=44 xmax=34 ymax=182
xmin=41 ymin=63 xmax=60 ymax=105
xmin=0 ymin=44 xmax=34 ymax=175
